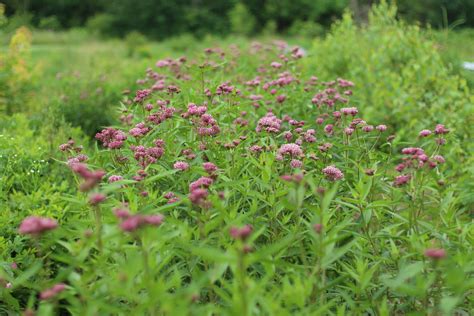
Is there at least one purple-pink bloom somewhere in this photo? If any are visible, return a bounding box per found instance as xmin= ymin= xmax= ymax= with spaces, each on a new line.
xmin=419 ymin=129 xmax=432 ymax=137
xmin=174 ymin=161 xmax=190 ymax=171
xmin=19 ymin=216 xmax=58 ymax=235
xmin=322 ymin=166 xmax=344 ymax=181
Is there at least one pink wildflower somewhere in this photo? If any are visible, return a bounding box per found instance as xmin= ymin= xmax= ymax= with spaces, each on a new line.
xmin=424 ymin=248 xmax=446 ymax=260
xmin=229 ymin=224 xmax=253 ymax=241
xmin=19 ymin=216 xmax=58 ymax=235
xmin=394 ymin=175 xmax=411 ymax=186
xmin=108 ymin=175 xmax=123 ymax=183
xmin=434 ymin=124 xmax=449 ymax=135
xmin=39 ymin=283 xmax=66 ymax=300
xmin=203 ymin=162 xmax=218 ymax=174
xmin=419 ymin=129 xmax=432 ymax=137
xmin=341 ymin=107 xmax=358 ymax=116
xmin=322 ymin=166 xmax=344 ymax=181
xmin=290 ymin=159 xmax=303 ymax=169
xmin=376 ymin=125 xmax=387 ymax=132
xmin=89 ymin=193 xmax=106 ymax=205
xmin=174 ymin=161 xmax=190 ymax=171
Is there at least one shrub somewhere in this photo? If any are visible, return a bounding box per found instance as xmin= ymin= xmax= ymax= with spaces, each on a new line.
xmin=311 ymin=3 xmax=472 ymax=141
xmin=0 ymin=26 xmax=37 ymax=115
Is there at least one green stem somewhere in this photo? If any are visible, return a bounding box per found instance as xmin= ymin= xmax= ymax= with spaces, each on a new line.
xmin=93 ymin=206 xmax=103 ymax=252
xmin=237 ymin=249 xmax=248 ymax=316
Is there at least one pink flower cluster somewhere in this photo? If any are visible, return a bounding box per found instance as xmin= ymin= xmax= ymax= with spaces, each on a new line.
xmin=424 ymin=248 xmax=446 ymax=259
xmin=129 ymin=122 xmax=151 ymax=138
xmin=108 ymin=175 xmax=123 ymax=183
xmin=276 ymin=143 xmax=303 ymax=160
xmin=174 ymin=161 xmax=189 ymax=171
xmin=341 ymin=107 xmax=358 ymax=116
xmin=322 ymin=166 xmax=344 ymax=181
xmin=164 ymin=192 xmax=179 ymax=204
xmin=115 ymin=209 xmax=164 ymax=232
xmin=131 ymin=139 xmax=165 ymax=168
xmin=19 ymin=216 xmax=58 ymax=235
xmin=69 ymin=163 xmax=105 ymax=192
xmin=394 ymin=174 xmax=411 ymax=187
xmin=189 ymin=176 xmax=214 ymax=207
xmin=147 ymin=104 xmax=175 ymax=125
xmin=59 ymin=139 xmax=83 ymax=153
xmin=133 ymin=89 xmax=152 ymax=103
xmin=95 ymin=128 xmax=127 ymax=149
xmin=197 ymin=114 xmax=220 ymax=136
xmin=256 ymin=112 xmax=282 ymax=133
xmin=182 ymin=103 xmax=208 ymax=118
xmin=229 ymin=224 xmax=253 ymax=241
xmin=39 ymin=283 xmax=66 ymax=300
xmin=216 ymin=82 xmax=235 ymax=95
xmin=203 ymin=162 xmax=218 ymax=175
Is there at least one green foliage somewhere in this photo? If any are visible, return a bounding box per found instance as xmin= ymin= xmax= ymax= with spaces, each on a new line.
xmin=288 ymin=19 xmax=325 ymax=38
xmin=37 ymin=16 xmax=61 ymax=31
xmin=0 ymin=26 xmax=37 ymax=115
xmin=229 ymin=3 xmax=256 ymax=36
xmin=311 ymin=2 xmax=473 ymax=150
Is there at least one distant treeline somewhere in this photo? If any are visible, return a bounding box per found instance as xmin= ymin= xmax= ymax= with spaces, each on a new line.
xmin=3 ymin=0 xmax=474 ymax=38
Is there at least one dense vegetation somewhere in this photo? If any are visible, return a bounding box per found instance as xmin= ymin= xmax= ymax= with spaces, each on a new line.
xmin=0 ymin=2 xmax=473 ymax=315
xmin=3 ymin=0 xmax=474 ymax=39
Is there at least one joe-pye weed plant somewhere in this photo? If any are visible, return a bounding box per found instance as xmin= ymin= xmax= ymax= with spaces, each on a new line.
xmin=1 ymin=6 xmax=473 ymax=316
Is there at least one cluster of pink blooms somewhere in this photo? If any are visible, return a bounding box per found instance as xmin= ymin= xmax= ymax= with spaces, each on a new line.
xmin=114 ymin=208 xmax=164 ymax=232
xmin=276 ymin=143 xmax=303 ymax=160
xmin=147 ymin=103 xmax=175 ymax=125
xmin=197 ymin=114 xmax=220 ymax=136
xmin=256 ymin=111 xmax=282 ymax=133
xmin=216 ymin=82 xmax=235 ymax=95
xmin=174 ymin=161 xmax=189 ymax=171
xmin=70 ymin=163 xmax=105 ymax=192
xmin=424 ymin=248 xmax=446 ymax=260
xmin=203 ymin=162 xmax=218 ymax=175
xmin=131 ymin=139 xmax=165 ymax=168
xmin=129 ymin=122 xmax=151 ymax=138
xmin=322 ymin=166 xmax=344 ymax=181
xmin=95 ymin=128 xmax=127 ymax=149
xmin=108 ymin=175 xmax=123 ymax=183
xmin=188 ymin=176 xmax=214 ymax=207
xmin=262 ymin=71 xmax=297 ymax=90
xmin=182 ymin=103 xmax=208 ymax=118
xmin=311 ymin=83 xmax=351 ymax=108
xmin=89 ymin=193 xmax=106 ymax=205
xmin=59 ymin=139 xmax=83 ymax=153
xmin=19 ymin=216 xmax=58 ymax=235
xmin=394 ymin=174 xmax=411 ymax=187
xmin=39 ymin=283 xmax=66 ymax=300
xmin=396 ymin=145 xmax=445 ymax=173
xmin=182 ymin=103 xmax=220 ymax=136
xmin=133 ymin=89 xmax=152 ymax=103
xmin=280 ymin=173 xmax=304 ymax=183
xmin=164 ymin=192 xmax=179 ymax=204
xmin=249 ymin=145 xmax=264 ymax=153
xmin=341 ymin=107 xmax=358 ymax=116
xmin=229 ymin=224 xmax=253 ymax=241
xmin=337 ymin=78 xmax=355 ymax=88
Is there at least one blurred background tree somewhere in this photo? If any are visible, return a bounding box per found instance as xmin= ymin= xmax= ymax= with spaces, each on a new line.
xmin=2 ymin=0 xmax=473 ymax=39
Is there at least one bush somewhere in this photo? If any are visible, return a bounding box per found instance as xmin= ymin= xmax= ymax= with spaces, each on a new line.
xmin=229 ymin=3 xmax=256 ymax=36
xmin=38 ymin=16 xmax=61 ymax=31
xmin=0 ymin=26 xmax=37 ymax=115
xmin=310 ymin=2 xmax=473 ymax=154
